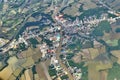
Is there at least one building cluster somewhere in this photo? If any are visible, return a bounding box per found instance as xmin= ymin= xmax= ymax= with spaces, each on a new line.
xmin=50 ymin=55 xmax=69 ymax=80
xmin=1 ymin=9 xmax=120 ymax=79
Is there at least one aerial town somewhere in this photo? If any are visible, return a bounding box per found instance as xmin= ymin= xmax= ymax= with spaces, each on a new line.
xmin=0 ymin=0 xmax=120 ymax=80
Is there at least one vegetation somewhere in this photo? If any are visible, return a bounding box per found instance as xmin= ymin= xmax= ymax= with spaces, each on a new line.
xmin=39 ymin=35 xmax=53 ymax=46
xmin=61 ymin=75 xmax=69 ymax=80
xmin=68 ymin=44 xmax=76 ymax=50
xmin=48 ymin=69 xmax=57 ymax=76
xmin=29 ymin=38 xmax=39 ymax=48
xmin=79 ymin=7 xmax=108 ymax=19
xmin=59 ymin=54 xmax=65 ymax=59
xmin=66 ymin=53 xmax=75 ymax=59
xmin=107 ymin=62 xmax=120 ymax=80
xmin=43 ymin=39 xmax=53 ymax=47
xmin=63 ymin=14 xmax=76 ymax=21
xmin=115 ymin=28 xmax=120 ymax=33
xmin=108 ymin=13 xmax=117 ymax=18
xmin=68 ymin=60 xmax=88 ymax=80
xmin=93 ymin=20 xmax=111 ymax=36
xmin=97 ymin=38 xmax=120 ymax=51
xmin=0 ymin=3 xmax=3 ymax=10
xmin=68 ymin=60 xmax=87 ymax=69
xmin=60 ymin=53 xmax=74 ymax=60
xmin=10 ymin=0 xmax=25 ymax=8
xmin=49 ymin=64 xmax=54 ymax=69
xmin=68 ymin=40 xmax=82 ymax=50
xmin=18 ymin=43 xmax=27 ymax=51
xmin=109 ymin=39 xmax=120 ymax=50
xmin=79 ymin=4 xmax=84 ymax=12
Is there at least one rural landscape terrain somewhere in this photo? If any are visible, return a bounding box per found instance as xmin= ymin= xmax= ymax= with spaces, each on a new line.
xmin=0 ymin=0 xmax=120 ymax=80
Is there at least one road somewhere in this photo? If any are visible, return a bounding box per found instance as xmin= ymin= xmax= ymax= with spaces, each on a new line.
xmin=0 ymin=3 xmax=44 ymax=52
xmin=98 ymin=0 xmax=112 ymax=10
xmin=55 ymin=21 xmax=74 ymax=80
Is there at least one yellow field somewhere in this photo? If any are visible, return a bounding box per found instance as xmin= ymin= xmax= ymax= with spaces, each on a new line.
xmin=24 ymin=70 xmax=31 ymax=80
xmin=0 ymin=66 xmax=13 ymax=80
xmin=111 ymin=50 xmax=120 ymax=64
xmin=20 ymin=74 xmax=26 ymax=80
xmin=100 ymin=70 xmax=108 ymax=80
xmin=21 ymin=57 xmax=34 ymax=68
xmin=88 ymin=61 xmax=100 ymax=80
xmin=36 ymin=63 xmax=48 ymax=80
xmin=98 ymin=46 xmax=106 ymax=54
xmin=88 ymin=61 xmax=112 ymax=80
xmin=88 ymin=48 xmax=99 ymax=59
xmin=79 ymin=0 xmax=97 ymax=10
xmin=7 ymin=56 xmax=18 ymax=70
xmin=63 ymin=3 xmax=81 ymax=17
xmin=20 ymin=47 xmax=40 ymax=58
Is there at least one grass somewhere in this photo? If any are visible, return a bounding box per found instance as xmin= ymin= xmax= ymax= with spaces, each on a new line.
xmin=107 ymin=63 xmax=120 ymax=80
xmin=106 ymin=39 xmax=118 ymax=46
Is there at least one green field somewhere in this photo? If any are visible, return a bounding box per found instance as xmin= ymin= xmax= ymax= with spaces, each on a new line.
xmin=107 ymin=63 xmax=120 ymax=80
xmin=106 ymin=39 xmax=118 ymax=46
